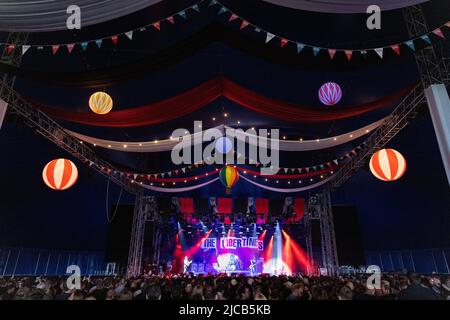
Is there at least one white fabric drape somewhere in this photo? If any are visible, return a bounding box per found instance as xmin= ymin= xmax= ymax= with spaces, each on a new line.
xmin=66 ymin=125 xmax=225 ymax=152
xmin=228 ymin=117 xmax=386 ymax=152
xmin=0 ymin=0 xmax=163 ymax=32
xmin=141 ymin=177 xmax=219 ymax=192
xmin=66 ymin=118 xmax=386 ymax=153
xmin=261 ymin=0 xmax=429 ymax=13
xmin=240 ymin=174 xmax=330 ymax=193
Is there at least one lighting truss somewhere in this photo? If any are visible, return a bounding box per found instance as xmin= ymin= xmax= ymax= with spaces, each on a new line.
xmin=0 ymin=35 xmax=138 ymax=195
xmin=329 ymin=4 xmax=449 ymax=190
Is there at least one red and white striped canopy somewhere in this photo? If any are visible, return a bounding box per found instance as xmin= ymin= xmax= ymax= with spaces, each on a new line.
xmin=42 ymin=159 xmax=78 ymax=190
xmin=369 ymin=149 xmax=406 ymax=181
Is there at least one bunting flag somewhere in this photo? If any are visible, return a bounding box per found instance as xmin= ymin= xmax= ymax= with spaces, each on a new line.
xmin=328 ymin=49 xmax=336 ymax=60
xmin=374 ymin=48 xmax=384 ymax=59
xmin=66 ymin=43 xmax=75 ymax=54
xmin=212 ymin=0 xmax=450 ymax=61
xmin=266 ymin=33 xmax=275 ymax=43
xmin=152 ymin=21 xmax=161 ymax=31
xmin=2 ymin=0 xmax=447 ymax=60
xmin=0 ymin=0 xmax=205 ymax=56
xmin=391 ymin=45 xmax=401 ymax=55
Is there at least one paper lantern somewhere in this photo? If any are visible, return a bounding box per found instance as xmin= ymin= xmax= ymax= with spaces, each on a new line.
xmin=89 ymin=92 xmax=113 ymax=115
xmin=219 ymin=166 xmax=239 ymax=194
xmin=42 ymin=159 xmax=78 ymax=190
xmin=319 ymin=82 xmax=342 ymax=106
xmin=369 ymin=149 xmax=406 ymax=181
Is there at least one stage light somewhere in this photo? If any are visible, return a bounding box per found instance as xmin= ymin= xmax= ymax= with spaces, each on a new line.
xmin=89 ymin=92 xmax=113 ymax=114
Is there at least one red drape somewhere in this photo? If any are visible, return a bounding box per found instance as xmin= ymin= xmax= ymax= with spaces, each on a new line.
xmin=256 ymin=198 xmax=269 ymax=214
xmin=33 ymin=77 xmax=416 ymax=127
xmin=217 ymin=197 xmax=233 ymax=214
xmin=294 ymin=198 xmax=305 ymax=222
xmin=179 ymin=198 xmax=194 ymax=214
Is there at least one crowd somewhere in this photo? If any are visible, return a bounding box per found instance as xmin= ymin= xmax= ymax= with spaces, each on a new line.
xmin=0 ymin=272 xmax=448 ymax=300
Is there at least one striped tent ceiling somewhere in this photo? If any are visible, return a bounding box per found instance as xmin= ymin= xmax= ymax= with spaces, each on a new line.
xmin=262 ymin=0 xmax=429 ymax=13
xmin=0 ymin=0 xmax=163 ymax=32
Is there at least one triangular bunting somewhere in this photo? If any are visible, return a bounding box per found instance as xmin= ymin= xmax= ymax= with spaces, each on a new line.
xmin=240 ymin=20 xmax=249 ymax=29
xmin=344 ymin=50 xmax=353 ymax=61
xmin=390 ymin=45 xmax=400 ymax=55
xmin=265 ymin=33 xmax=275 ymax=43
xmin=405 ymin=40 xmax=415 ymax=51
xmin=296 ymin=43 xmax=305 ymax=53
xmin=280 ymin=38 xmax=289 ymax=48
xmin=229 ymin=13 xmax=239 ymax=22
xmin=125 ymin=31 xmax=134 ymax=40
xmin=217 ymin=7 xmax=227 ymax=15
xmin=432 ymin=28 xmax=445 ymax=38
xmin=6 ymin=44 xmax=15 ymax=55
xmin=209 ymin=0 xmax=218 ymax=6
xmin=191 ymin=4 xmax=200 ymax=12
xmin=66 ymin=43 xmax=75 ymax=54
xmin=374 ymin=48 xmax=384 ymax=58
xmin=179 ymin=10 xmax=188 ymax=19
xmin=328 ymin=49 xmax=336 ymax=60
xmin=81 ymin=42 xmax=88 ymax=51
xmin=313 ymin=47 xmax=320 ymax=56
xmin=111 ymin=35 xmax=118 ymax=45
xmin=22 ymin=45 xmax=31 ymax=55
xmin=95 ymin=39 xmax=103 ymax=48
xmin=167 ymin=16 xmax=175 ymax=24
xmin=52 ymin=45 xmax=60 ymax=54
xmin=152 ymin=21 xmax=161 ymax=31
xmin=421 ymin=35 xmax=431 ymax=44
xmin=446 ymin=21 xmax=450 ymax=28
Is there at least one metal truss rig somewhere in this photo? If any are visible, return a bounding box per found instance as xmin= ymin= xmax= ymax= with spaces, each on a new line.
xmin=305 ymin=188 xmax=339 ymax=275
xmin=330 ymin=83 xmax=426 ymax=189
xmin=0 ymin=80 xmax=138 ymax=194
xmin=330 ymin=5 xmax=449 ymax=190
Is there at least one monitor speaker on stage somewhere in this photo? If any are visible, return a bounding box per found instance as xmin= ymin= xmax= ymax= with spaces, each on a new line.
xmin=0 ymin=99 xmax=8 ymax=130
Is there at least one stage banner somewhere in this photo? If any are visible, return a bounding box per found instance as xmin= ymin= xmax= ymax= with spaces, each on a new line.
xmin=201 ymin=236 xmax=264 ymax=251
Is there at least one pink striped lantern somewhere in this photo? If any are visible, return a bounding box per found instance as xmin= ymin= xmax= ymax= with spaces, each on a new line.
xmin=318 ymin=82 xmax=343 ymax=106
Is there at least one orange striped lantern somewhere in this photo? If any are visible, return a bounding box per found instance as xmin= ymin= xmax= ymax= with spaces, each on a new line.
xmin=369 ymin=149 xmax=406 ymax=182
xmin=89 ymin=92 xmax=113 ymax=115
xmin=42 ymin=159 xmax=78 ymax=190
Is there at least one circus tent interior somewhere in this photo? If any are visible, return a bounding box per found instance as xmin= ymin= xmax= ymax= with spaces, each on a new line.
xmin=0 ymin=0 xmax=449 ymax=291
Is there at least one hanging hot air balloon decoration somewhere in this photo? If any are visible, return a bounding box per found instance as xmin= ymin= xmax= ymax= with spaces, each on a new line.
xmin=318 ymin=82 xmax=342 ymax=106
xmin=369 ymin=148 xmax=407 ymax=182
xmin=42 ymin=158 xmax=78 ymax=190
xmin=89 ymin=91 xmax=113 ymax=115
xmin=219 ymin=166 xmax=239 ymax=194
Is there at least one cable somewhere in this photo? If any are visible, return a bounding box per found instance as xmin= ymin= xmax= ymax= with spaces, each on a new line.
xmin=106 ymin=178 xmax=124 ymax=223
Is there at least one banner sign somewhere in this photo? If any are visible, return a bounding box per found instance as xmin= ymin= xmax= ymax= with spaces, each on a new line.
xmin=202 ymin=237 xmax=263 ymax=250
